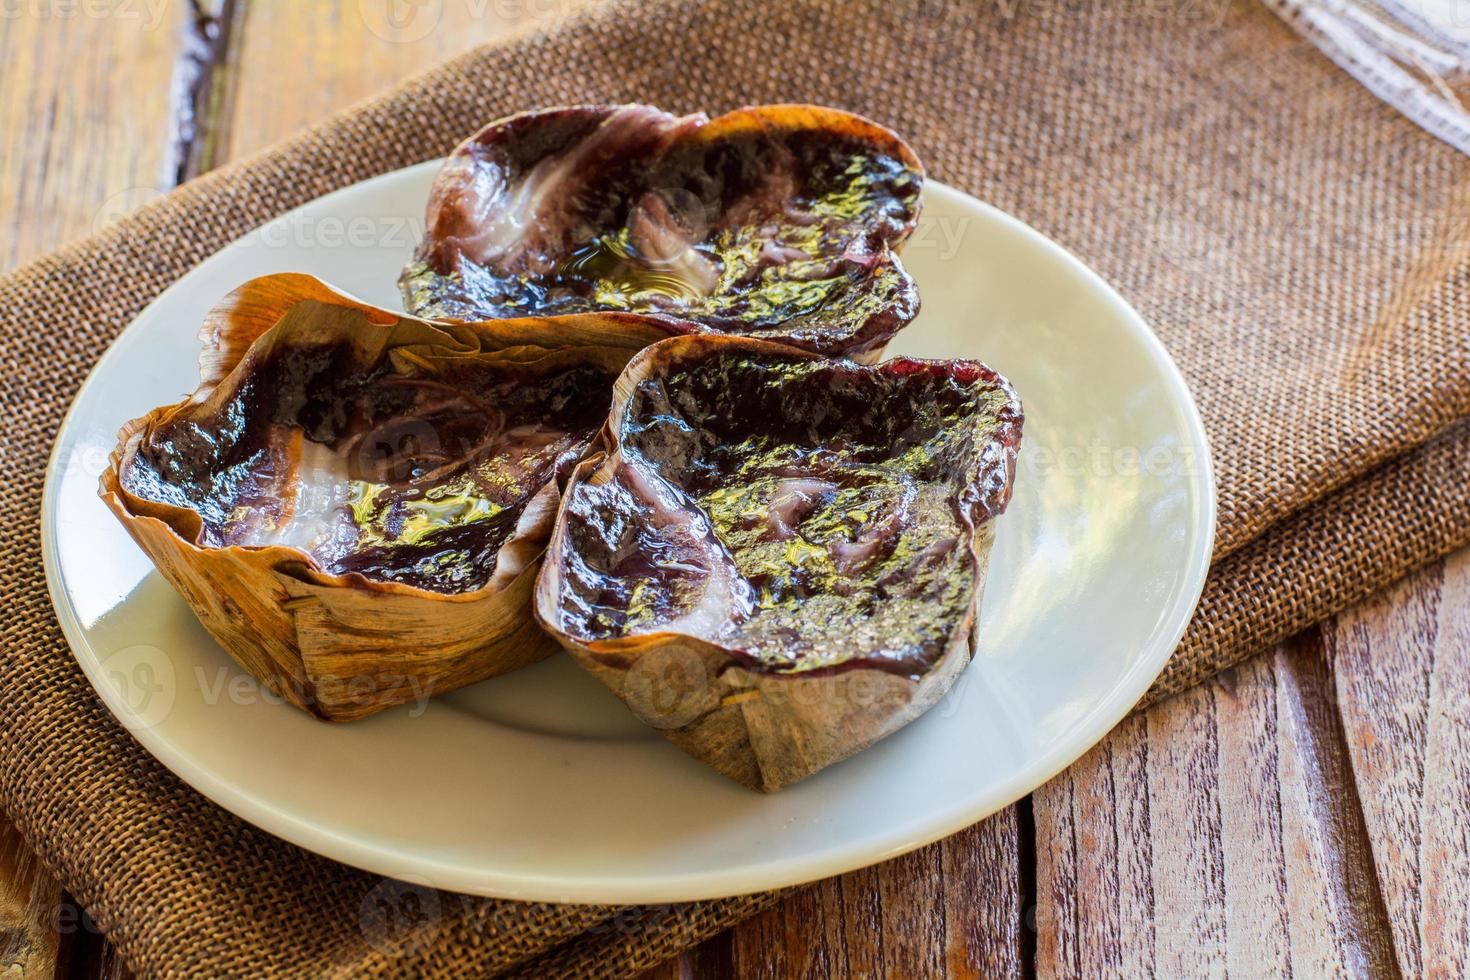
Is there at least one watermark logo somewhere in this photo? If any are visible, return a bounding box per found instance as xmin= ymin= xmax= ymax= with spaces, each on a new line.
xmin=358 ymin=0 xmax=443 ymax=42
xmin=907 ymin=213 xmax=971 ymax=262
xmin=621 ymin=646 xmax=714 ymax=729
xmin=235 ymin=209 xmax=424 ymax=250
xmin=101 ymin=643 xmax=177 ymax=731
xmin=92 ymin=186 xmax=164 ymax=235
xmin=359 ymin=874 xmax=444 ymax=953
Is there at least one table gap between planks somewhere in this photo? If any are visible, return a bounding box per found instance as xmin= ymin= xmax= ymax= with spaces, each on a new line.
xmin=0 ymin=3 xmax=1465 ymax=977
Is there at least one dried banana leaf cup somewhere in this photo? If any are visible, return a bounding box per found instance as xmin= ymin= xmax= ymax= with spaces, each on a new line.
xmin=535 ymin=334 xmax=1023 ymax=790
xmin=101 ymin=274 xmax=665 ymax=721
xmin=402 ymin=102 xmax=925 ymax=362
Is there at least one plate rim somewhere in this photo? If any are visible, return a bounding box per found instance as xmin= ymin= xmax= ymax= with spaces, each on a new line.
xmin=40 ymin=167 xmax=1217 ymax=903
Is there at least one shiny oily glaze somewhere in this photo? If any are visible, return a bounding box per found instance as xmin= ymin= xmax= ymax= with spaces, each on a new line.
xmin=552 ymin=347 xmax=1022 ymax=675
xmin=401 ymin=104 xmax=923 ymax=358
xmin=122 ymin=336 xmax=614 ymax=594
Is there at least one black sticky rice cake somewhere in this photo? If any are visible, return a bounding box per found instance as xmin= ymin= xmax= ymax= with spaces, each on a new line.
xmin=535 ymin=334 xmax=1023 ymax=790
xmin=401 ymin=103 xmax=924 ymax=362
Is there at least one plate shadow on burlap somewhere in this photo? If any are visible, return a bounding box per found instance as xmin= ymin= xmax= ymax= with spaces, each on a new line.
xmin=2 ymin=0 xmax=1468 ymax=975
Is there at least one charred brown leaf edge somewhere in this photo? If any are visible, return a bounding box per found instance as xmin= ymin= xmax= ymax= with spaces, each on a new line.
xmin=402 ymin=103 xmax=925 ymax=361
xmin=534 ymin=334 xmax=1022 ymax=790
xmin=99 ymin=273 xmax=662 ymax=721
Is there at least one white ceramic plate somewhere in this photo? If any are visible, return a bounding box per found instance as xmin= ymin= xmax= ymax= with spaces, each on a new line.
xmin=41 ymin=163 xmax=1214 ymax=903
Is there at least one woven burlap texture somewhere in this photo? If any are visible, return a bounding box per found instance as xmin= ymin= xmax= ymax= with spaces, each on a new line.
xmin=3 ymin=0 xmax=1468 ymax=975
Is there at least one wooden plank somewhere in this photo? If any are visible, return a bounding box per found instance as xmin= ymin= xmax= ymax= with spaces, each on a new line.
xmin=166 ymin=0 xmax=247 ymax=181
xmin=0 ymin=822 xmax=61 ymax=979
xmin=1142 ymin=680 xmax=1229 ymax=978
xmin=1420 ymin=552 xmax=1470 ymax=978
xmin=652 ymin=808 xmax=1024 ymax=978
xmin=0 ymin=0 xmax=181 ymax=271
xmin=224 ymin=0 xmax=577 ymax=161
xmin=52 ymin=892 xmax=132 ymax=980
xmin=1332 ymin=553 xmax=1470 ymax=977
xmin=1213 ymin=650 xmax=1291 ymax=979
xmin=1033 ymin=630 xmax=1403 ymax=977
xmin=1036 ymin=711 xmax=1159 ymax=977
xmin=938 ymin=807 xmax=1027 ymax=978
xmin=637 ymin=930 xmax=733 ymax=980
xmin=1272 ymin=631 xmax=1398 ymax=977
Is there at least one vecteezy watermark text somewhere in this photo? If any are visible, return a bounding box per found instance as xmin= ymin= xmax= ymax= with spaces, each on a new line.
xmin=0 ymin=0 xmax=168 ymax=30
xmin=100 ymin=643 xmax=436 ymax=732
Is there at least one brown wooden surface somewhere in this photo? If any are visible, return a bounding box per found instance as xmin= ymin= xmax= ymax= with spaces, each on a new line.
xmin=3 ymin=3 xmax=1468 ymax=977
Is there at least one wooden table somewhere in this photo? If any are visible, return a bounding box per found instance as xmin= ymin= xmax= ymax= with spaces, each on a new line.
xmin=3 ymin=4 xmax=1466 ymax=976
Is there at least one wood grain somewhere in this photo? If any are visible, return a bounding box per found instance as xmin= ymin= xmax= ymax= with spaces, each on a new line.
xmin=1332 ymin=553 xmax=1470 ymax=978
xmin=0 ymin=0 xmax=181 ymax=271
xmin=166 ymin=0 xmax=246 ymax=181
xmin=52 ymin=892 xmax=131 ymax=980
xmin=1032 ymin=633 xmax=1403 ymax=978
xmin=1273 ymin=632 xmax=1399 ymax=978
xmin=711 ymin=808 xmax=1024 ymax=979
xmin=0 ymin=822 xmax=61 ymax=979
xmin=224 ymin=0 xmax=578 ymax=162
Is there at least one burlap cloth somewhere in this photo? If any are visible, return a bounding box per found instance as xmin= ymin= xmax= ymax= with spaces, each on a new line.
xmin=3 ymin=0 xmax=1469 ymax=974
